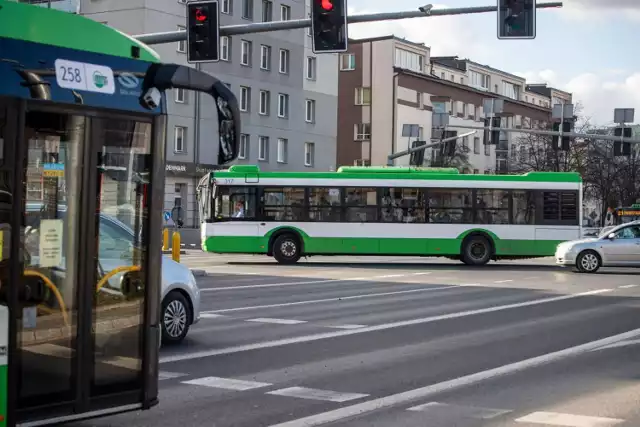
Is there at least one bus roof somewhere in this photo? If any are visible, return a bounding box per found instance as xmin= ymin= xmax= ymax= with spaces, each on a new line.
xmin=0 ymin=0 xmax=160 ymax=62
xmin=213 ymin=165 xmax=582 ymax=183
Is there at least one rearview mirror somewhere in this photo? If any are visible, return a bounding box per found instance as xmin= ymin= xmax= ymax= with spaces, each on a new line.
xmin=607 ymin=232 xmax=616 ymax=240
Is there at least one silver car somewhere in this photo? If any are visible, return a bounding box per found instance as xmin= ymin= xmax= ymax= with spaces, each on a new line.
xmin=25 ymin=204 xmax=201 ymax=344
xmin=555 ymin=220 xmax=640 ymax=273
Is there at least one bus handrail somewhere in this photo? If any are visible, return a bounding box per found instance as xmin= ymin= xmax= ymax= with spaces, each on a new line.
xmin=24 ymin=269 xmax=69 ymax=327
xmin=96 ymin=265 xmax=141 ymax=293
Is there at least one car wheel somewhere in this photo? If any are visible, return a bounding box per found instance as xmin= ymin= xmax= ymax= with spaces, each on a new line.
xmin=576 ymin=250 xmax=601 ymax=273
xmin=461 ymin=235 xmax=492 ymax=266
xmin=161 ymin=291 xmax=191 ymax=344
xmin=273 ymin=234 xmax=302 ymax=264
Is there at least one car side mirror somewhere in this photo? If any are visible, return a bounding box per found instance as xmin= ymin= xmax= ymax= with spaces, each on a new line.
xmin=607 ymin=233 xmax=616 ymax=240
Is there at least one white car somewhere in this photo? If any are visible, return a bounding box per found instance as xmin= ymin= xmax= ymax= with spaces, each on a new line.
xmin=555 ymin=220 xmax=640 ymax=273
xmin=25 ymin=204 xmax=201 ymax=344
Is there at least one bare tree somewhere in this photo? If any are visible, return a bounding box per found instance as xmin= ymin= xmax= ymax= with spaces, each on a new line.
xmin=427 ymin=140 xmax=471 ymax=171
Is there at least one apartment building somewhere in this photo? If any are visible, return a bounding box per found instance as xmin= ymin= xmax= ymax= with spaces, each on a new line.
xmin=337 ymin=35 xmax=571 ymax=174
xmin=31 ymin=0 xmax=338 ymax=228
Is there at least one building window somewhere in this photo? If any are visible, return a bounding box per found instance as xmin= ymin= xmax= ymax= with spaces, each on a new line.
xmin=239 ymin=134 xmax=249 ymax=159
xmin=460 ymin=77 xmax=465 ymax=84
xmin=441 ymin=72 xmax=445 ymax=79
xmin=485 ymin=142 xmax=490 ymax=156
xmin=277 ymin=93 xmax=289 ymax=118
xmin=221 ymin=0 xmax=231 ymax=14
xmin=470 ymin=71 xmax=490 ymax=89
xmin=174 ymin=126 xmax=186 ymax=153
xmin=260 ymin=45 xmax=271 ymax=70
xmin=242 ymin=0 xmax=253 ymax=19
xmin=280 ymin=4 xmax=291 ymax=20
xmin=262 ymin=0 xmax=272 ymax=21
xmin=340 ymin=54 xmax=355 ymax=71
xmin=220 ymin=36 xmax=230 ymax=61
xmin=502 ymin=81 xmax=520 ymax=100
xmin=258 ymin=136 xmax=269 ymax=161
xmin=279 ymin=49 xmax=290 ymax=73
xmin=175 ymin=88 xmax=186 ymax=103
xmin=474 ymin=137 xmax=480 ymax=154
xmin=306 ymin=56 xmax=316 ymax=80
xmin=240 ymin=40 xmax=252 ymax=66
xmin=462 ymin=136 xmax=469 ymax=151
xmin=239 ymin=86 xmax=250 ymax=111
xmin=259 ymin=90 xmax=270 ymax=115
xmin=304 ymin=142 xmax=315 ymax=167
xmin=355 ymin=123 xmax=371 ymax=140
xmin=394 ymin=48 xmax=424 ymax=73
xmin=355 ymin=87 xmax=371 ymax=105
xmin=277 ymin=138 xmax=288 ymax=163
xmin=305 ymin=99 xmax=315 ymax=123
xmin=177 ymin=25 xmax=186 ymax=52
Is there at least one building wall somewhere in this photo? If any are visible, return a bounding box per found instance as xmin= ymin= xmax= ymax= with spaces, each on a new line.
xmin=369 ymin=39 xmax=395 ymax=166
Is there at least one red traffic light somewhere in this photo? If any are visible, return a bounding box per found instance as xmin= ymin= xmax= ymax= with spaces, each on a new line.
xmin=320 ymin=0 xmax=333 ymax=11
xmin=195 ymin=8 xmax=208 ymax=22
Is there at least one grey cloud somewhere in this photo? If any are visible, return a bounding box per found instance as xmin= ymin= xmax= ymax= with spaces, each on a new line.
xmin=566 ymin=0 xmax=640 ymax=9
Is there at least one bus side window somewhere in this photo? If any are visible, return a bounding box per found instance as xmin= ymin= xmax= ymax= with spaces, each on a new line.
xmin=512 ymin=190 xmax=535 ymax=225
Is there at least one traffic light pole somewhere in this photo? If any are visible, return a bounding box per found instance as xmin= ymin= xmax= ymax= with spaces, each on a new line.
xmin=134 ymin=2 xmax=562 ymax=45
xmin=443 ymin=124 xmax=640 ymax=144
xmin=386 ymin=130 xmax=477 ymax=166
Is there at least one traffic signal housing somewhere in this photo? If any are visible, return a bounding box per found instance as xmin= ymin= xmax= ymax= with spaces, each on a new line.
xmin=311 ymin=0 xmax=348 ymax=53
xmin=614 ymin=127 xmax=632 ymax=157
xmin=498 ymin=0 xmax=536 ymax=40
xmin=187 ymin=0 xmax=220 ymax=63
xmin=552 ymin=120 xmax=572 ymax=151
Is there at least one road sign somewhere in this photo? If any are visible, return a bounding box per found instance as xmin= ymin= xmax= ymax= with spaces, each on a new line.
xmin=163 ymin=211 xmax=171 ymax=222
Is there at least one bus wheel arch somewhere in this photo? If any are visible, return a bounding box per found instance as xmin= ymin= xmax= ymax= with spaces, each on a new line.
xmin=269 ymin=229 xmax=303 ymax=264
xmin=460 ymin=232 xmax=495 ymax=266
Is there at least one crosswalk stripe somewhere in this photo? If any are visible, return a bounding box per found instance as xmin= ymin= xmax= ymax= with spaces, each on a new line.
xmin=515 ymin=411 xmax=625 ymax=426
xmin=246 ymin=318 xmax=307 ymax=325
xmin=182 ymin=376 xmax=272 ymax=391
xmin=267 ymin=387 xmax=369 ymax=403
xmin=407 ymin=402 xmax=511 ymax=420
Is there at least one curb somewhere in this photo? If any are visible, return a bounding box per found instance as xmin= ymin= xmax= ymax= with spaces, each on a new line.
xmin=190 ymin=269 xmax=207 ymax=277
xmin=162 ymin=250 xmax=187 ymax=255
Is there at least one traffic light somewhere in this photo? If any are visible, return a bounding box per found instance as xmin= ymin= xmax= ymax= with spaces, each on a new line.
xmin=311 ymin=0 xmax=348 ymax=53
xmin=614 ymin=127 xmax=632 ymax=157
xmin=483 ymin=117 xmax=501 ymax=145
xmin=410 ymin=140 xmax=426 ymax=166
xmin=552 ymin=120 xmax=572 ymax=151
xmin=187 ymin=0 xmax=220 ymax=63
xmin=498 ymin=0 xmax=536 ymax=39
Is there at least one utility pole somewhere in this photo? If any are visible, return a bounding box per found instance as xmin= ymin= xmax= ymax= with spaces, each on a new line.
xmin=134 ymin=2 xmax=562 ymax=45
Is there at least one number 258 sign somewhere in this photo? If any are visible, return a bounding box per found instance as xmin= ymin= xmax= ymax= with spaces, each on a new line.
xmin=55 ymin=59 xmax=115 ymax=94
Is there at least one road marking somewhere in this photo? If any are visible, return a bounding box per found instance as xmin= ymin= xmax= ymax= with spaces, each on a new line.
xmin=495 ymin=280 xmax=513 ymax=283
xmin=246 ymin=318 xmax=308 ymax=325
xmin=102 ymin=356 xmax=140 ymax=370
xmin=590 ymin=338 xmax=640 ymax=352
xmin=199 ymin=313 xmax=229 ymax=319
xmin=523 ymin=276 xmax=539 ymax=280
xmin=267 ymin=387 xmax=369 ymax=403
xmin=515 ymin=411 xmax=624 ymax=426
xmin=160 ymin=288 xmax=612 ymax=364
xmin=619 ymin=284 xmax=637 ymax=289
xmin=205 ymin=285 xmax=457 ymax=313
xmin=324 ymin=324 xmax=367 ymax=329
xmin=407 ymin=402 xmax=511 ymax=419
xmin=266 ymin=326 xmax=640 ymax=427
xmin=199 ymin=272 xmax=432 ymax=291
xmin=159 ymin=371 xmax=189 ymax=380
xmin=25 ymin=343 xmax=74 ymax=358
xmin=182 ymin=376 xmax=272 ymax=391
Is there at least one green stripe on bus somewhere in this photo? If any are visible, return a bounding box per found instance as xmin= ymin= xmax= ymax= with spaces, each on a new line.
xmin=203 ymin=236 xmax=562 ymax=257
xmin=0 ymin=365 xmax=6 ymax=427
xmin=211 ymin=166 xmax=582 ymax=183
xmin=0 ymin=0 xmax=160 ymax=62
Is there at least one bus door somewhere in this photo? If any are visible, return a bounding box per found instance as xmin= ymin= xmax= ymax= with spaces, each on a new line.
xmin=1 ymin=102 xmax=163 ymax=426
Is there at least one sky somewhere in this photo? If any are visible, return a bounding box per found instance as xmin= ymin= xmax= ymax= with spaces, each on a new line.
xmin=345 ymin=0 xmax=640 ymax=126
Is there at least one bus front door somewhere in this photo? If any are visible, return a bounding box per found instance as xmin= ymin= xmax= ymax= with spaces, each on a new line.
xmin=1 ymin=102 xmax=162 ymax=427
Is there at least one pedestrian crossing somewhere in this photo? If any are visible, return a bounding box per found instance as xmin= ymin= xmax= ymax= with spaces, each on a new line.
xmin=158 ymin=373 xmax=628 ymax=426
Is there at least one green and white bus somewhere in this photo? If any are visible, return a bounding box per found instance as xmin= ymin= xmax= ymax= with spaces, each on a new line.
xmin=197 ymin=165 xmax=583 ymax=265
xmin=1 ymin=1 xmax=240 ymax=426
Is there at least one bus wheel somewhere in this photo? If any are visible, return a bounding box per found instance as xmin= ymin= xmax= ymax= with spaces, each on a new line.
xmin=576 ymin=250 xmax=601 ymax=273
xmin=273 ymin=234 xmax=302 ymax=264
xmin=461 ymin=235 xmax=492 ymax=266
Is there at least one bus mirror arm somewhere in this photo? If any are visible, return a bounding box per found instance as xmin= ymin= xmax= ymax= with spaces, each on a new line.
xmin=140 ymin=63 xmax=241 ymax=165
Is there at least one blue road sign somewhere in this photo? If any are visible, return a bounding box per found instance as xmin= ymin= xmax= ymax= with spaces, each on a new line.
xmin=163 ymin=211 xmax=171 ymax=222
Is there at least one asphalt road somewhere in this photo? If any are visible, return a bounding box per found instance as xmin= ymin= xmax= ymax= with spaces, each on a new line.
xmin=74 ymin=253 xmax=640 ymax=427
